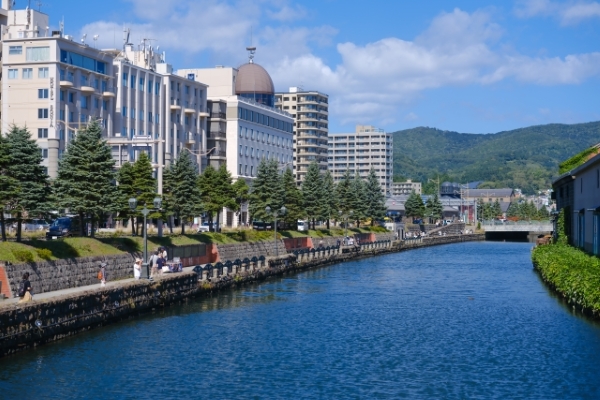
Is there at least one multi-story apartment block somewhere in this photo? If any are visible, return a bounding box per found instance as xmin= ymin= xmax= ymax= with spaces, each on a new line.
xmin=391 ymin=180 xmax=422 ymax=195
xmin=275 ymin=87 xmax=329 ymax=184
xmin=328 ymin=125 xmax=393 ymax=194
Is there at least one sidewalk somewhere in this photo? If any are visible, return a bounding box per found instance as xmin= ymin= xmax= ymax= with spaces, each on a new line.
xmin=0 ymin=265 xmax=197 ymax=307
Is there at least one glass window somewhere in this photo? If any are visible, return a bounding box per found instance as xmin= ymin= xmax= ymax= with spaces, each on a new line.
xmin=38 ymin=108 xmax=48 ymax=119
xmin=239 ymin=145 xmax=243 ymax=155
xmin=80 ymin=75 xmax=88 ymax=86
xmin=155 ymin=114 xmax=160 ymax=124
xmin=94 ymin=98 xmax=99 ymax=108
xmin=122 ymin=73 xmax=128 ymax=87
xmin=245 ymin=146 xmax=248 ymax=156
xmin=41 ymin=149 xmax=48 ymax=159
xmin=69 ymin=111 xmax=74 ymax=122
xmin=131 ymin=108 xmax=135 ymax=119
xmin=60 ymin=90 xmax=65 ymax=101
xmin=9 ymin=46 xmax=22 ymax=55
xmin=68 ymin=92 xmax=74 ymax=103
xmin=239 ymin=126 xmax=243 ymax=137
xmin=139 ymin=77 xmax=144 ymax=91
xmin=38 ymin=89 xmax=49 ymax=99
xmin=148 ymin=80 xmax=153 ymax=92
xmin=59 ymin=110 xmax=65 ymax=121
xmin=8 ymin=69 xmax=18 ymax=79
xmin=94 ymin=78 xmax=100 ymax=89
xmin=251 ymin=166 xmax=254 ymax=176
xmin=80 ymin=114 xmax=87 ymax=123
xmin=155 ymin=82 xmax=160 ymax=95
xmin=60 ymin=50 xmax=106 ymax=73
xmin=37 ymin=128 xmax=48 ymax=138
xmin=101 ymin=81 xmax=107 ymax=92
xmin=122 ymin=106 xmax=127 ymax=116
xmin=103 ymin=100 xmax=108 ymax=109
xmin=130 ymin=75 xmax=136 ymax=89
xmin=22 ymin=68 xmax=33 ymax=79
xmin=38 ymin=67 xmax=49 ymax=78
xmin=251 ymin=148 xmax=254 ymax=158
xmin=81 ymin=96 xmax=88 ymax=109
xmin=139 ymin=110 xmax=144 ymax=120
xmin=26 ymin=46 xmax=50 ymax=61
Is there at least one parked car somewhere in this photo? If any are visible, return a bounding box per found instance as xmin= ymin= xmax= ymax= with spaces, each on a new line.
xmin=252 ymin=221 xmax=273 ymax=230
xmin=197 ymin=222 xmax=218 ymax=233
xmin=23 ymin=219 xmax=50 ymax=232
xmin=297 ymin=220 xmax=307 ymax=231
xmin=46 ymin=217 xmax=81 ymax=239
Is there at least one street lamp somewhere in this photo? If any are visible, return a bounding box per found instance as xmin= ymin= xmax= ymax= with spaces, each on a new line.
xmin=265 ymin=205 xmax=286 ymax=257
xmin=129 ymin=196 xmax=162 ymax=279
xmin=339 ymin=210 xmax=353 ymax=242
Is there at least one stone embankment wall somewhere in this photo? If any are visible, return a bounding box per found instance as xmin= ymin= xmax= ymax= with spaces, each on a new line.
xmin=0 ymin=233 xmax=484 ymax=357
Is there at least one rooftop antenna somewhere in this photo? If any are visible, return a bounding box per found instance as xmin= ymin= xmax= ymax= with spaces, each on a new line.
xmin=93 ymin=34 xmax=99 ymax=48
xmin=59 ymin=17 xmax=64 ymax=35
xmin=34 ymin=0 xmax=44 ymax=11
xmin=246 ymin=26 xmax=256 ymax=64
xmin=81 ymin=33 xmax=86 ymax=44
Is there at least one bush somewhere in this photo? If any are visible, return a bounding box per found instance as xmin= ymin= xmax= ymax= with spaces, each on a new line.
xmin=36 ymin=248 xmax=52 ymax=260
xmin=12 ymin=249 xmax=34 ymax=263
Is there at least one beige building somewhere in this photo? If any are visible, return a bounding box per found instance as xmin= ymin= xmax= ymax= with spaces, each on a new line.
xmin=275 ymin=87 xmax=329 ymax=184
xmin=391 ymin=180 xmax=422 ymax=195
xmin=328 ymin=125 xmax=393 ymax=194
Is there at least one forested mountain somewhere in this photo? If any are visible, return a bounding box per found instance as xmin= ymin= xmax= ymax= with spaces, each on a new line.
xmin=392 ymin=121 xmax=600 ymax=194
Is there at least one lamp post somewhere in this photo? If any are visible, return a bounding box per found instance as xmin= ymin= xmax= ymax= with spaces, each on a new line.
xmin=339 ymin=210 xmax=353 ymax=242
xmin=129 ymin=196 xmax=162 ymax=279
xmin=265 ymin=205 xmax=286 ymax=257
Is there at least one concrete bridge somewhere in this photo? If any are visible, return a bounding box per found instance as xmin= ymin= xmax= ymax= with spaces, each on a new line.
xmin=482 ymin=221 xmax=553 ymax=241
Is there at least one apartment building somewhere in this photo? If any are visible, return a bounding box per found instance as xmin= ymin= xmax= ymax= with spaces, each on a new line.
xmin=391 ymin=180 xmax=422 ymax=195
xmin=328 ymin=125 xmax=393 ymax=194
xmin=275 ymin=87 xmax=329 ymax=184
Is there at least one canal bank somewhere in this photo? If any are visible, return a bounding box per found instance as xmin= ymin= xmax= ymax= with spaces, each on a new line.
xmin=0 ymin=234 xmax=483 ymax=357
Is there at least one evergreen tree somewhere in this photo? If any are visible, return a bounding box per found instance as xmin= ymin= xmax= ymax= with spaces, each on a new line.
xmin=425 ymin=196 xmax=435 ymax=223
xmin=232 ymin=178 xmax=250 ymax=226
xmin=117 ymin=162 xmax=137 ymax=234
xmin=197 ymin=166 xmax=220 ymax=230
xmin=404 ymin=190 xmax=425 ymax=222
xmin=506 ymin=201 xmax=519 ymax=219
xmin=336 ymin=170 xmax=353 ymax=215
xmin=538 ymin=204 xmax=550 ymax=219
xmin=249 ymin=159 xmax=285 ymax=223
xmin=492 ymin=199 xmax=502 ymax=219
xmin=301 ymin=161 xmax=323 ymax=230
xmin=132 ymin=152 xmax=157 ymax=236
xmin=364 ymin=168 xmax=387 ymax=226
xmin=0 ymin=134 xmax=19 ymax=241
xmin=350 ymin=173 xmax=369 ymax=227
xmin=321 ymin=171 xmax=338 ymax=229
xmin=164 ymin=150 xmax=201 ymax=234
xmin=214 ymin=165 xmax=237 ymax=230
xmin=281 ymin=167 xmax=304 ymax=229
xmin=54 ymin=121 xmax=117 ymax=237
xmin=5 ymin=126 xmax=50 ymax=241
xmin=431 ymin=192 xmax=443 ymax=221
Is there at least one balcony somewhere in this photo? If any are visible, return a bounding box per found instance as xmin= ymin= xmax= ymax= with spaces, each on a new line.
xmin=102 ymin=90 xmax=115 ymax=98
xmin=81 ymin=86 xmax=95 ymax=94
xmin=210 ymin=150 xmax=227 ymax=158
xmin=60 ymin=79 xmax=73 ymax=88
xmin=184 ymin=108 xmax=196 ymax=114
xmin=170 ymin=104 xmax=182 ymax=111
xmin=208 ymin=130 xmax=227 ymax=140
xmin=199 ymin=111 xmax=209 ymax=118
xmin=210 ymin=112 xmax=226 ymax=119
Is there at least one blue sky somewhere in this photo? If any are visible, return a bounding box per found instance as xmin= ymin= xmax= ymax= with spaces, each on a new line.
xmin=27 ymin=0 xmax=600 ymax=134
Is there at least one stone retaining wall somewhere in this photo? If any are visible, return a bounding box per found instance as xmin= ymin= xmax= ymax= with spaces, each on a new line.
xmin=216 ymin=240 xmax=285 ymax=262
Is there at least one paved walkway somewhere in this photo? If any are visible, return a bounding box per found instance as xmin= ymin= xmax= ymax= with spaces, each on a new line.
xmin=1 ymin=266 xmax=197 ymax=307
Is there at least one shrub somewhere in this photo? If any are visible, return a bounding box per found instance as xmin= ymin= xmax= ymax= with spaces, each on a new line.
xmin=12 ymin=249 xmax=34 ymax=263
xmin=36 ymin=248 xmax=52 ymax=260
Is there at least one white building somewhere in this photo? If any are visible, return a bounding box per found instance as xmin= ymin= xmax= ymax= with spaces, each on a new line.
xmin=391 ymin=180 xmax=422 ymax=195
xmin=328 ymin=125 xmax=393 ymax=194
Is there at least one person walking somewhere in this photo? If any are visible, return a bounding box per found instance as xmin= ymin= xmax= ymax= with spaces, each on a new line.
xmin=134 ymin=258 xmax=142 ymax=280
xmin=18 ymin=272 xmax=32 ymax=303
xmin=99 ymin=262 xmax=107 ymax=287
xmin=149 ymin=250 xmax=159 ymax=280
xmin=156 ymin=253 xmax=166 ymax=275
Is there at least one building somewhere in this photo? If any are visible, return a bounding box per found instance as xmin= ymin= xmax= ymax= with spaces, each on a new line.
xmin=275 ymin=87 xmax=329 ymax=184
xmin=553 ymin=146 xmax=600 ymax=254
xmin=391 ymin=180 xmax=421 ymax=195
xmin=328 ymin=125 xmax=393 ymax=194
xmin=178 ymin=49 xmax=294 ymax=226
xmin=0 ymin=3 xmax=209 ymax=192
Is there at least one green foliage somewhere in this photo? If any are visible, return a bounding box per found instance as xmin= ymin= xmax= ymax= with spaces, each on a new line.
xmin=557 ymin=208 xmax=568 ymax=245
xmin=349 ymin=173 xmax=368 ymax=227
xmin=336 ymin=170 xmax=353 ymax=213
xmin=392 ymin=122 xmax=600 ymax=194
xmin=559 ymin=146 xmax=599 ymax=174
xmin=532 ymin=243 xmax=600 ymax=313
xmin=425 ymin=192 xmax=443 ymax=220
xmin=116 ymin=162 xmax=136 ymax=234
xmin=36 ymin=248 xmax=52 ymax=260
xmin=404 ymin=191 xmax=425 ymax=220
xmin=320 ymin=171 xmax=338 ymax=229
xmin=0 ymin=133 xmax=19 ymax=241
xmin=281 ymin=167 xmax=304 ymax=228
xmin=232 ymin=177 xmax=250 ymax=225
xmin=163 ymin=151 xmax=201 ymax=234
xmin=249 ymin=159 xmax=284 ymax=223
xmin=12 ymin=249 xmax=34 ymax=263
xmin=364 ymin=168 xmax=387 ymax=226
xmin=301 ymin=162 xmax=323 ymax=228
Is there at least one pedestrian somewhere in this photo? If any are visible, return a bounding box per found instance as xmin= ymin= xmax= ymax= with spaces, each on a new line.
xmin=336 ymin=239 xmax=341 ymax=247
xmin=134 ymin=258 xmax=142 ymax=280
xmin=160 ymin=246 xmax=168 ymax=261
xmin=149 ymin=250 xmax=159 ymax=279
xmin=18 ymin=272 xmax=32 ymax=303
xmin=99 ymin=262 xmax=107 ymax=287
xmin=319 ymin=239 xmax=324 ymax=248
xmin=156 ymin=253 xmax=166 ymax=275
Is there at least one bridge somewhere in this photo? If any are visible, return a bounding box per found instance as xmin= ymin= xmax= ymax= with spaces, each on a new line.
xmin=481 ymin=221 xmax=553 ymax=242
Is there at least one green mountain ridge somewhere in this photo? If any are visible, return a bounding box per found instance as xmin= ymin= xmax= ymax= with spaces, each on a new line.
xmin=392 ymin=121 xmax=600 ymax=194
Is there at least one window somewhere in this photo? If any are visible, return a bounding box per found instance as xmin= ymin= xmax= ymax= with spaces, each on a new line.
xmin=245 ymin=165 xmax=248 ymax=175
xmin=60 ymin=50 xmax=106 ymax=73
xmin=8 ymin=69 xmax=18 ymax=79
xmin=94 ymin=78 xmax=100 ymax=89
xmin=131 ymin=108 xmax=136 ymax=119
xmin=130 ymin=75 xmax=136 ymax=89
xmin=139 ymin=110 xmax=144 ymax=120
xmin=148 ymin=80 xmax=153 ymax=92
xmin=148 ymin=112 xmax=153 ymax=123
xmin=101 ymin=81 xmax=107 ymax=92
xmin=251 ymin=166 xmax=254 ymax=176
xmin=122 ymin=106 xmax=127 ymax=116
xmin=122 ymin=73 xmax=128 ymax=87
xmin=38 ymin=89 xmax=49 ymax=99
xmin=38 ymin=108 xmax=49 ymax=119
xmin=122 ymin=127 xmax=127 ymax=137
xmin=239 ymin=126 xmax=243 ymax=138
xmin=68 ymin=92 xmax=74 ymax=103
xmin=59 ymin=110 xmax=65 ymax=121
xmin=9 ymin=46 xmax=22 ymax=55
xmin=81 ymin=96 xmax=88 ymax=109
xmin=80 ymin=114 xmax=87 ymax=123
xmin=26 ymin=47 xmax=50 ymax=62
xmin=245 ymin=146 xmax=248 ymax=156
xmin=22 ymin=68 xmax=33 ymax=79
xmin=94 ymin=98 xmax=99 ymax=108
xmin=60 ymin=90 xmax=65 ymax=101
xmin=155 ymin=82 xmax=160 ymax=95
xmin=139 ymin=77 xmax=144 ymax=91
xmin=155 ymin=114 xmax=160 ymax=124
xmin=239 ymin=145 xmax=243 ymax=155
xmin=130 ymin=128 xmax=135 ymax=137
xmin=80 ymin=75 xmax=88 ymax=87
xmin=103 ymin=100 xmax=108 ymax=110
xmin=37 ymin=128 xmax=48 ymax=138
xmin=239 ymin=164 xmax=243 ymax=175
xmin=69 ymin=111 xmax=74 ymax=122
xmin=251 ymin=147 xmax=254 ymax=158
xmin=41 ymin=148 xmax=48 ymax=159
xmin=38 ymin=67 xmax=49 ymax=78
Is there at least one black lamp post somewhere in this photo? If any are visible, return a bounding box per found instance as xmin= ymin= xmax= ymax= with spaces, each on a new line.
xmin=265 ymin=205 xmax=286 ymax=257
xmin=129 ymin=196 xmax=162 ymax=279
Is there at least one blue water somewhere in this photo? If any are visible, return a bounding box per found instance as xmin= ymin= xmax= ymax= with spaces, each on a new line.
xmin=1 ymin=242 xmax=600 ymax=399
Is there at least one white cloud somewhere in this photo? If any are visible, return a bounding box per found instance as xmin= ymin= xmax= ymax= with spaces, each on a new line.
xmin=515 ymin=0 xmax=600 ymax=25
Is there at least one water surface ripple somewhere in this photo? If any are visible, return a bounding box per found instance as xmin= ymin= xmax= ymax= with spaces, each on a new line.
xmin=1 ymin=242 xmax=599 ymax=399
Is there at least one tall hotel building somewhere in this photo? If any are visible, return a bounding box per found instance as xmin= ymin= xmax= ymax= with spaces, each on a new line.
xmin=328 ymin=125 xmax=393 ymax=194
xmin=0 ymin=3 xmax=208 ymax=191
xmin=275 ymin=88 xmax=329 ymax=184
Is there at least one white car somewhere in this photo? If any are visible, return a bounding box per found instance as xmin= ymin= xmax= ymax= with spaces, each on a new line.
xmin=197 ymin=222 xmax=216 ymax=233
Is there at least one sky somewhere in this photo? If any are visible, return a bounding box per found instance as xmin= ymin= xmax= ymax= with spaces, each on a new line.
xmin=25 ymin=0 xmax=600 ymax=134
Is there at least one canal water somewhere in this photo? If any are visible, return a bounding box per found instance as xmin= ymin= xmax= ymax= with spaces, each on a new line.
xmin=1 ymin=242 xmax=600 ymax=399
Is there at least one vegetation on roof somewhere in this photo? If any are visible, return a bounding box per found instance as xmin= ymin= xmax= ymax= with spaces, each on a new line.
xmin=558 ymin=145 xmax=600 ymax=174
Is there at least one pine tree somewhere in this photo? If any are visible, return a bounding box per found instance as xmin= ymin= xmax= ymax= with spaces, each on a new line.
xmin=506 ymin=201 xmax=519 ymax=219
xmin=492 ymin=199 xmax=502 ymax=219
xmin=5 ymin=126 xmax=50 ymax=241
xmin=54 ymin=121 xmax=117 ymax=237
xmin=321 ymin=171 xmax=338 ymax=229
xmin=132 ymin=152 xmax=157 ymax=235
xmin=301 ymin=161 xmax=323 ymax=230
xmin=350 ymin=173 xmax=369 ymax=228
xmin=0 ymin=134 xmax=19 ymax=241
xmin=117 ymin=162 xmax=137 ymax=234
xmin=431 ymin=192 xmax=443 ymax=221
xmin=214 ymin=165 xmax=237 ymax=230
xmin=281 ymin=167 xmax=304 ymax=229
xmin=404 ymin=190 xmax=425 ymax=221
xmin=364 ymin=168 xmax=387 ymax=226
xmin=248 ymin=159 xmax=285 ymax=223
xmin=232 ymin=178 xmax=250 ymax=226
xmin=197 ymin=165 xmax=220 ymax=230
xmin=165 ymin=150 xmax=201 ymax=234
xmin=336 ymin=170 xmax=353 ymax=215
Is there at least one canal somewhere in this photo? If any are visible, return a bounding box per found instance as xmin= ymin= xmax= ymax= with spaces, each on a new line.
xmin=1 ymin=241 xmax=599 ymax=399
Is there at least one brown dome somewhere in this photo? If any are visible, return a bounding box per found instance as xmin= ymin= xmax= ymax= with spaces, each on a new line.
xmin=235 ymin=63 xmax=275 ymax=94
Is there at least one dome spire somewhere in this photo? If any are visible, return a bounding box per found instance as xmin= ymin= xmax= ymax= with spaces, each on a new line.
xmin=246 ymin=46 xmax=256 ymax=64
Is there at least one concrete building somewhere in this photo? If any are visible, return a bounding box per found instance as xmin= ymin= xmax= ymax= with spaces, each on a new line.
xmin=553 ymin=146 xmax=600 ymax=254
xmin=391 ymin=180 xmax=421 ymax=195
xmin=328 ymin=125 xmax=393 ymax=194
xmin=275 ymin=87 xmax=329 ymax=184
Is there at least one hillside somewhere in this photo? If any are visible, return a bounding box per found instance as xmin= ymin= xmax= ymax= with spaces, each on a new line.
xmin=392 ymin=121 xmax=600 ymax=194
